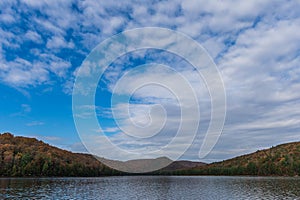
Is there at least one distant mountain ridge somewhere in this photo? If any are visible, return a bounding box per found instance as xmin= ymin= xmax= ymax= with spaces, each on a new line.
xmin=97 ymin=157 xmax=206 ymax=173
xmin=98 ymin=156 xmax=173 ymax=173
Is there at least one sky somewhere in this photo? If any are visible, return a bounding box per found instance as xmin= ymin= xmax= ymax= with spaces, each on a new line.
xmin=0 ymin=0 xmax=300 ymax=163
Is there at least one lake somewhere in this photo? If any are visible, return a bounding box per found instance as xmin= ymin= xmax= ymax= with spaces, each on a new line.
xmin=1 ymin=176 xmax=299 ymax=199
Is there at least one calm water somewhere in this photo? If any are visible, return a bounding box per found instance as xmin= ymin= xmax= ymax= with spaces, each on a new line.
xmin=0 ymin=176 xmax=299 ymax=199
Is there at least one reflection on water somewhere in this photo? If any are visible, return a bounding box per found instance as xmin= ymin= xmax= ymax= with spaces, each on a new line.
xmin=1 ymin=176 xmax=300 ymax=199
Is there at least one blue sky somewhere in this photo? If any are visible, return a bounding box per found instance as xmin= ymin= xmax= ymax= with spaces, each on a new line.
xmin=1 ymin=0 xmax=300 ymax=162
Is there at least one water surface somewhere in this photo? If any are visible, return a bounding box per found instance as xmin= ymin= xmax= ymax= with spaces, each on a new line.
xmin=1 ymin=176 xmax=299 ymax=199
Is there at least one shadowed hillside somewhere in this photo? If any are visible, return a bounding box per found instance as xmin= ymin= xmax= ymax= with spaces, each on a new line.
xmin=97 ymin=157 xmax=206 ymax=173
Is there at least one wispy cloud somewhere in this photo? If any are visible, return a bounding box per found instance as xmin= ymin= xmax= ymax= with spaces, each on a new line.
xmin=10 ymin=104 xmax=31 ymax=117
xmin=26 ymin=121 xmax=45 ymax=126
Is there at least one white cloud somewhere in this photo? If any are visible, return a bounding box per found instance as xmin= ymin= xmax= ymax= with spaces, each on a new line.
xmin=24 ymin=31 xmax=43 ymax=43
xmin=0 ymin=12 xmax=16 ymax=24
xmin=0 ymin=54 xmax=71 ymax=87
xmin=46 ymin=35 xmax=74 ymax=49
xmin=1 ymin=0 xmax=300 ymax=161
xmin=1 ymin=60 xmax=48 ymax=86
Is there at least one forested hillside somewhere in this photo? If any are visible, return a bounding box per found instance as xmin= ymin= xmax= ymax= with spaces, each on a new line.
xmin=175 ymin=142 xmax=300 ymax=176
xmin=0 ymin=133 xmax=120 ymax=176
